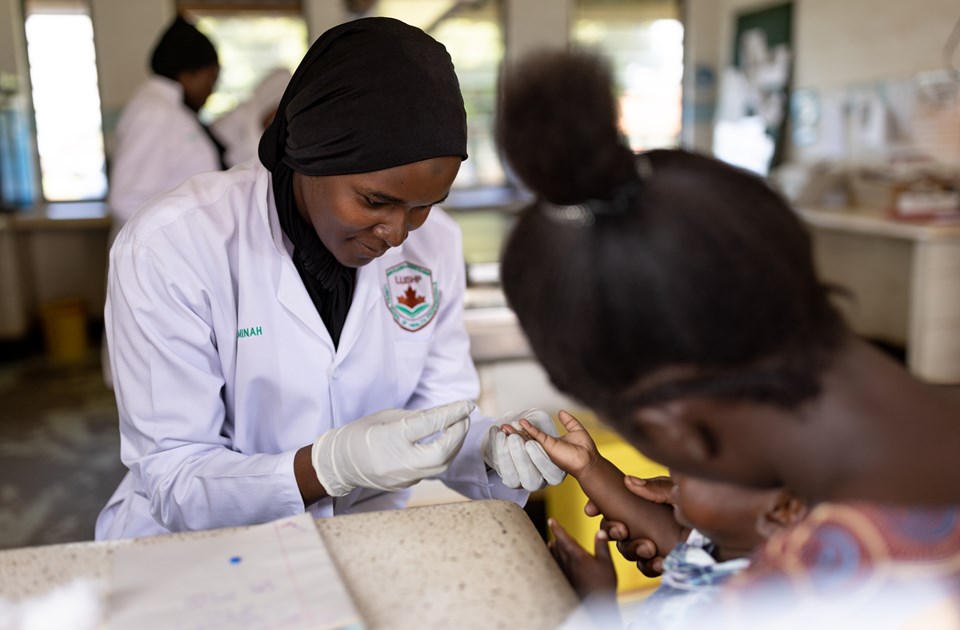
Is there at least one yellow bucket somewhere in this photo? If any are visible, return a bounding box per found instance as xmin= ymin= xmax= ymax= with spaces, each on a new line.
xmin=39 ymin=298 xmax=89 ymax=364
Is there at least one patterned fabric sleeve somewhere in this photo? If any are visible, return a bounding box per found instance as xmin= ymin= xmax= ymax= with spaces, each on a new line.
xmin=713 ymin=502 xmax=960 ymax=628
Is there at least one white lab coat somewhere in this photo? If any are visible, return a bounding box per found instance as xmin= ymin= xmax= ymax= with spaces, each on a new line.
xmin=210 ymin=68 xmax=291 ymax=168
xmin=107 ymin=76 xmax=221 ymax=236
xmin=96 ymin=161 xmax=526 ymax=540
xmin=101 ymin=76 xmax=223 ymax=389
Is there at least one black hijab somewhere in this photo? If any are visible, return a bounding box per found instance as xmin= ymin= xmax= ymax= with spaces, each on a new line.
xmin=259 ymin=18 xmax=467 ymax=348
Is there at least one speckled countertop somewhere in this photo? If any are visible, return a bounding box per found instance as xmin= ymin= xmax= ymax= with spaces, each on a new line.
xmin=0 ymin=499 xmax=579 ymax=629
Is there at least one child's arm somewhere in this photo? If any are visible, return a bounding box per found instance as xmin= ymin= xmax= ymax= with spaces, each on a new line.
xmin=548 ymin=518 xmax=621 ymax=629
xmin=520 ymin=411 xmax=686 ymax=558
xmin=585 ymin=476 xmax=678 ymax=577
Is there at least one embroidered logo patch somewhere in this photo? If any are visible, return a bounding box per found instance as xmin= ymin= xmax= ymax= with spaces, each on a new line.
xmin=383 ymin=261 xmax=439 ymax=331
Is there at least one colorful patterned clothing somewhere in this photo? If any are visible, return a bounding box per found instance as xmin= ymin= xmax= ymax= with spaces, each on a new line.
xmin=717 ymin=502 xmax=960 ymax=629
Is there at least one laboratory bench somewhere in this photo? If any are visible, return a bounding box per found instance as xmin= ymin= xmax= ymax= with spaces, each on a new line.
xmin=0 ymin=202 xmax=110 ymax=340
xmin=0 ymin=500 xmax=579 ymax=629
xmin=797 ymin=206 xmax=960 ymax=383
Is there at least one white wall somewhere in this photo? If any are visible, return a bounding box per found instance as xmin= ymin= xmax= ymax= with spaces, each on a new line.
xmin=302 ymin=0 xmax=347 ymax=42
xmin=91 ymin=0 xmax=173 ymax=139
xmin=505 ymin=0 xmax=572 ymax=62
xmin=705 ymin=0 xmax=960 ymax=89
xmin=684 ymin=0 xmax=960 ymax=151
xmin=682 ymin=0 xmax=723 ymax=152
xmin=0 ymin=0 xmax=26 ymax=82
xmin=793 ymin=0 xmax=960 ymax=90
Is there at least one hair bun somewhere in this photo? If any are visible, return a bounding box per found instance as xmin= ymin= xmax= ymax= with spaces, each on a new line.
xmin=496 ymin=49 xmax=637 ymax=205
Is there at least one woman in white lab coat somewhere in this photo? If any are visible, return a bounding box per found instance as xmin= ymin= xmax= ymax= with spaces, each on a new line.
xmin=96 ymin=17 xmax=564 ymax=540
xmin=107 ymin=15 xmax=225 ymax=239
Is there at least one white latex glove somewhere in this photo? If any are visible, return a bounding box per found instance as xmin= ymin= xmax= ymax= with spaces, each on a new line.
xmin=312 ymin=400 xmax=474 ymax=497
xmin=482 ymin=408 xmax=567 ymax=491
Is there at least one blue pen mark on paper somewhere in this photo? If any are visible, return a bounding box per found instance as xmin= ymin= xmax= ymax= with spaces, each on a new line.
xmin=229 ymin=556 xmax=242 ymax=565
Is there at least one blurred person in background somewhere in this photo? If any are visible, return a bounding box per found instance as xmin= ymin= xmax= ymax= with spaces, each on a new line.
xmin=211 ymin=67 xmax=292 ymax=168
xmin=107 ymin=14 xmax=226 ymax=241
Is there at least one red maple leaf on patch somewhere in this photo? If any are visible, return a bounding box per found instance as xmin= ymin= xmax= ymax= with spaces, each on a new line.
xmin=397 ymin=285 xmax=425 ymax=308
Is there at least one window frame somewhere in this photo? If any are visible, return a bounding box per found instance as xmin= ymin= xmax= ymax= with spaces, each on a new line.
xmin=21 ymin=0 xmax=108 ymax=204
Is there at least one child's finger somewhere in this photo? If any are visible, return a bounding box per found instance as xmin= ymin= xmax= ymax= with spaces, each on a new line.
xmin=651 ymin=557 xmax=664 ymax=574
xmin=547 ymin=521 xmax=570 ymax=564
xmin=518 ymin=417 xmax=544 ymax=438
xmin=624 ymin=475 xmax=676 ymax=503
xmin=518 ymin=418 xmax=556 ymax=452
xmin=548 ymin=538 xmax=566 ymax=563
xmin=548 ymin=517 xmax=566 ymax=540
xmin=593 ymin=529 xmax=614 ymax=566
xmin=500 ymin=423 xmax=520 ymax=436
xmin=548 ymin=518 xmax=584 ymax=557
xmin=605 ymin=520 xmax=629 ymax=541
xmin=557 ymin=410 xmax=586 ymax=433
xmin=631 ymin=539 xmax=658 ymax=560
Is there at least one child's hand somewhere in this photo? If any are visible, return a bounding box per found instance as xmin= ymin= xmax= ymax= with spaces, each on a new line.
xmin=519 ymin=410 xmax=600 ymax=478
xmin=584 ymin=475 xmax=682 ymax=577
xmin=548 ymin=518 xmax=618 ymax=602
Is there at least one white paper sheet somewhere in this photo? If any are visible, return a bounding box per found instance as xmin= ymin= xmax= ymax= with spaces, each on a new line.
xmin=109 ymin=513 xmax=363 ymax=630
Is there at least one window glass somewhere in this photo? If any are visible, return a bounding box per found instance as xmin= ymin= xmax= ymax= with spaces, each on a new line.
xmin=186 ymin=12 xmax=308 ymax=123
xmin=24 ymin=0 xmax=107 ymax=202
xmin=373 ymin=0 xmax=505 ymax=189
xmin=574 ymin=0 xmax=683 ymax=151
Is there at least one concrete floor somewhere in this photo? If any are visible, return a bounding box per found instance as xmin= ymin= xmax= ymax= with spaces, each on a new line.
xmin=0 ymin=351 xmax=126 ymax=550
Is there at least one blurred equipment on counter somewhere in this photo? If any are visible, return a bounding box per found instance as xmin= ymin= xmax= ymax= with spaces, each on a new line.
xmin=772 ymin=158 xmax=960 ymax=223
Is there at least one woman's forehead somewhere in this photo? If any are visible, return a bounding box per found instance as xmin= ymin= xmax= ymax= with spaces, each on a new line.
xmin=346 ymin=158 xmax=460 ymax=203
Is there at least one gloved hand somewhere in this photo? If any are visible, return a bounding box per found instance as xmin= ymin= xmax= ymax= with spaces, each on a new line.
xmin=312 ymin=400 xmax=474 ymax=497
xmin=482 ymin=409 xmax=567 ymax=491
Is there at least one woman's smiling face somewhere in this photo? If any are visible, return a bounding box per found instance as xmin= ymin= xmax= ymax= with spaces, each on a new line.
xmin=292 ymin=156 xmax=461 ymax=268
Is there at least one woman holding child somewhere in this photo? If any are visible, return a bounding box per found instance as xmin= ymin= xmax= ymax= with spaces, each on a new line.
xmin=494 ymin=48 xmax=960 ymax=627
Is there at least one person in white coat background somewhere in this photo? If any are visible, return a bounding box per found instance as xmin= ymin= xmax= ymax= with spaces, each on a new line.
xmin=96 ymin=17 xmax=565 ymax=540
xmin=106 ymin=14 xmax=226 ymax=241
xmin=211 ymin=67 xmax=292 ymax=169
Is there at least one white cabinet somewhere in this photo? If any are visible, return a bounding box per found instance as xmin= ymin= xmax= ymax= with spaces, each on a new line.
xmin=799 ymin=207 xmax=960 ymax=383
